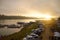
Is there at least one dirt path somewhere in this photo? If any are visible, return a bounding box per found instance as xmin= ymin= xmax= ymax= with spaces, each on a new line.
xmin=42 ymin=25 xmax=53 ymax=40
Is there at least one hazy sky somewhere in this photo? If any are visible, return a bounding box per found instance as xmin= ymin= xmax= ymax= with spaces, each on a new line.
xmin=0 ymin=0 xmax=60 ymax=16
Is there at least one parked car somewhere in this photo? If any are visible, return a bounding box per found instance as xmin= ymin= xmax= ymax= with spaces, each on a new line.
xmin=32 ymin=28 xmax=42 ymax=35
xmin=23 ymin=34 xmax=39 ymax=40
xmin=23 ymin=35 xmax=34 ymax=40
xmin=53 ymin=31 xmax=60 ymax=40
xmin=30 ymin=33 xmax=39 ymax=38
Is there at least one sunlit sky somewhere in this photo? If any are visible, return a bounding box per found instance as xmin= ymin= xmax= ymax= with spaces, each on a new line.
xmin=0 ymin=0 xmax=60 ymax=17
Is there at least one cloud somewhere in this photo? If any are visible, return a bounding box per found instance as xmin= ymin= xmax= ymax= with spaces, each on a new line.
xmin=0 ymin=0 xmax=60 ymax=16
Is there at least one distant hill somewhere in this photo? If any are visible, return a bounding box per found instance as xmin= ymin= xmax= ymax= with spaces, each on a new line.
xmin=0 ymin=15 xmax=38 ymax=19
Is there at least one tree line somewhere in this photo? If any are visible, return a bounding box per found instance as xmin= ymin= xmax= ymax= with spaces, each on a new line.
xmin=0 ymin=14 xmax=37 ymax=19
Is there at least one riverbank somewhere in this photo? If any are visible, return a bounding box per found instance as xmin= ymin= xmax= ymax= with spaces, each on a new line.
xmin=1 ymin=22 xmax=39 ymax=40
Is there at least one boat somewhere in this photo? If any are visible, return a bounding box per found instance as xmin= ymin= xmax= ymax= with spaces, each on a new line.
xmin=7 ymin=24 xmax=21 ymax=28
xmin=17 ymin=22 xmax=25 ymax=25
xmin=0 ymin=24 xmax=5 ymax=28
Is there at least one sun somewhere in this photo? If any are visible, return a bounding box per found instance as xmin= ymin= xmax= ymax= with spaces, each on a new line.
xmin=43 ymin=14 xmax=52 ymax=20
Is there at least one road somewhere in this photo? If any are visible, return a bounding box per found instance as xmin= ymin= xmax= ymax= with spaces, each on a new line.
xmin=42 ymin=24 xmax=53 ymax=40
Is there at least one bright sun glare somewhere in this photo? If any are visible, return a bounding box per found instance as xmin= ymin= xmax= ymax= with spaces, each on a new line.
xmin=28 ymin=11 xmax=52 ymax=20
xmin=43 ymin=14 xmax=52 ymax=20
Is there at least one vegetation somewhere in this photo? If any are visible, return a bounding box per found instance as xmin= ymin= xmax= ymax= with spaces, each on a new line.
xmin=51 ymin=17 xmax=60 ymax=32
xmin=0 ymin=14 xmax=38 ymax=20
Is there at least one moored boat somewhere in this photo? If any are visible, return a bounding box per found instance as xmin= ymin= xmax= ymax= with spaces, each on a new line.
xmin=7 ymin=24 xmax=21 ymax=28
